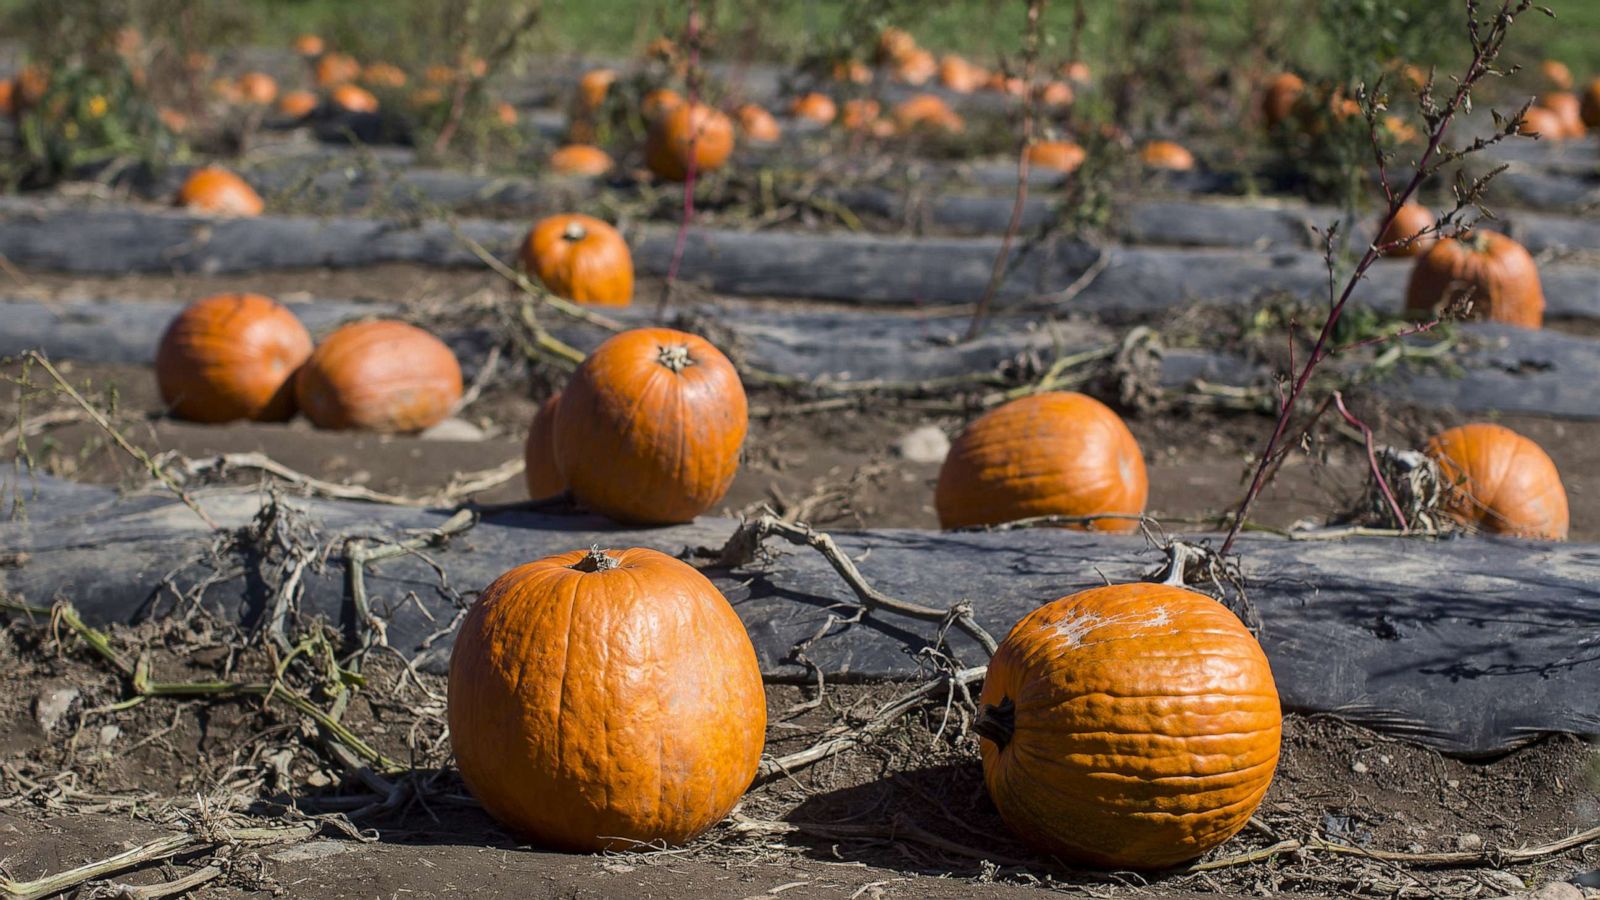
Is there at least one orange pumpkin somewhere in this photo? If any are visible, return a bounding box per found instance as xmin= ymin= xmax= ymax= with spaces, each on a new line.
xmin=235 ymin=72 xmax=278 ymax=105
xmin=893 ymin=94 xmax=963 ymax=133
xmin=1376 ymin=203 xmax=1435 ymax=257
xmin=1039 ymin=80 xmax=1074 ymax=107
xmin=1138 ymin=140 xmax=1196 ymax=171
xmin=840 ymin=98 xmax=880 ymax=131
xmin=1582 ymin=78 xmax=1600 ymax=128
xmin=495 ymin=101 xmax=518 ymax=126
xmin=524 ymin=394 xmax=566 ymax=500
xmin=1536 ymin=92 xmax=1586 ymax=138
xmin=1404 ymin=231 xmax=1544 ymax=328
xmin=330 ymin=84 xmax=380 ymax=114
xmin=1539 ymin=58 xmax=1572 ymax=91
xmin=293 ymin=34 xmax=325 ymax=58
xmin=1261 ymin=72 xmax=1304 ymax=128
xmin=211 ymin=77 xmax=243 ymax=105
xmin=645 ymin=102 xmax=734 ymax=181
xmin=410 ymin=86 xmax=445 ymax=108
xmin=448 ymin=546 xmax=766 ymax=851
xmin=294 ymin=320 xmax=463 ymax=433
xmin=184 ymin=52 xmax=212 ymax=75
xmin=554 ymin=328 xmax=746 ymax=525
xmin=640 ymin=87 xmax=684 ymax=121
xmin=1061 ymin=60 xmax=1092 ymax=84
xmin=156 ymin=107 xmax=189 ymax=133
xmin=424 ymin=64 xmax=457 ymax=86
xmin=1516 ymin=104 xmax=1566 ymax=139
xmin=893 ymin=49 xmax=937 ymax=86
xmin=833 ymin=59 xmax=872 ymax=85
xmin=577 ymin=68 xmax=616 ymax=111
xmin=1424 ymin=424 xmax=1568 ymax=540
xmin=1025 ymin=140 xmax=1086 ymax=174
xmin=0 ymin=80 xmax=16 ymax=117
xmin=736 ymin=103 xmax=782 ymax=142
xmin=155 ymin=294 xmax=312 ymax=424
xmin=548 ymin=144 xmax=615 ymax=176
xmin=361 ymin=62 xmax=408 ymax=89
xmin=987 ymin=72 xmax=1026 ymax=97
xmin=877 ymin=27 xmax=918 ymax=64
xmin=789 ymin=92 xmax=837 ymax=124
xmin=938 ymin=54 xmax=987 ymax=93
xmin=315 ymin=52 xmax=361 ymax=87
xmin=176 ymin=167 xmax=264 ymax=217
xmin=276 ymin=89 xmax=319 ymax=119
xmin=520 ymin=213 xmax=634 ymax=306
xmin=1383 ymin=114 xmax=1419 ymax=144
xmin=936 ymin=392 xmax=1147 ymax=532
xmin=978 ymin=583 xmax=1281 ymax=870
xmin=1400 ymin=63 xmax=1428 ymax=90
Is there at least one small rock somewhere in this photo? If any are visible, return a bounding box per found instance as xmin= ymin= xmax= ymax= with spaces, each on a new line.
xmin=1446 ymin=779 xmax=1460 ymax=789
xmin=1378 ymin=754 xmax=1390 ymax=765
xmin=1454 ymin=832 xmax=1482 ymax=851
xmin=98 ymin=724 xmax=120 ymax=746
xmin=33 ymin=687 xmax=79 ymax=732
xmin=1529 ymin=883 xmax=1583 ymax=900
xmin=419 ymin=418 xmax=487 ymax=442
xmin=601 ymin=863 xmax=635 ymax=874
xmin=1481 ymin=871 xmax=1524 ymax=892
xmin=895 ymin=425 xmax=950 ymax=464
xmin=304 ymin=770 xmax=333 ymax=788
xmin=1350 ymin=760 xmax=1368 ymax=774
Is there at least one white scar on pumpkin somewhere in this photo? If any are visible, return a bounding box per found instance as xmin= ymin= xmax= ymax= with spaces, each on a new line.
xmin=1050 ymin=606 xmax=1173 ymax=647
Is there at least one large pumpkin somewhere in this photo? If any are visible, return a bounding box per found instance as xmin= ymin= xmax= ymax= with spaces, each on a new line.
xmin=1376 ymin=202 xmax=1435 ymax=257
xmin=938 ymin=55 xmax=986 ymax=94
xmin=176 ymin=167 xmax=264 ymax=217
xmin=977 ymin=583 xmax=1282 ymax=870
xmin=330 ymin=84 xmax=380 ymax=114
xmin=520 ymin=213 xmax=633 ymax=305
xmin=1424 ymin=423 xmax=1569 ymax=540
xmin=1536 ymin=92 xmax=1586 ymax=138
xmin=1025 ymin=140 xmax=1086 ymax=174
xmin=645 ymin=102 xmax=734 ymax=181
xmin=1403 ymin=231 xmax=1543 ymax=328
xmin=1582 ymin=78 xmax=1600 ymax=128
xmin=1516 ymin=105 xmax=1567 ymax=139
xmin=893 ymin=49 xmax=937 ymax=86
xmin=548 ymin=144 xmax=615 ymax=176
xmin=1261 ymin=72 xmax=1304 ymax=129
xmin=936 ymin=392 xmax=1147 ymax=532
xmin=1138 ymin=140 xmax=1196 ymax=171
xmin=315 ymin=52 xmax=361 ymax=88
xmin=554 ymin=328 xmax=746 ymax=525
xmin=640 ymin=87 xmax=684 ymax=121
xmin=236 ymin=72 xmax=278 ymax=105
xmin=524 ymin=394 xmax=566 ymax=500
xmin=155 ymin=293 xmax=312 ymax=423
xmin=295 ymin=320 xmax=462 ymax=432
xmin=893 ymin=93 xmax=963 ymax=133
xmin=449 ymin=547 xmax=766 ymax=851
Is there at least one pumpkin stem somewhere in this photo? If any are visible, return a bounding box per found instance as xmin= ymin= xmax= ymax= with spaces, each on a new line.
xmin=657 ymin=344 xmax=695 ymax=372
xmin=571 ymin=545 xmax=620 ymax=572
xmin=973 ymin=696 xmax=1015 ymax=749
xmin=561 ymin=220 xmax=588 ymax=242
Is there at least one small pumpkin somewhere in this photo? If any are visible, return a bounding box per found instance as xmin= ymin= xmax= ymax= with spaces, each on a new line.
xmin=361 ymin=62 xmax=408 ymax=89
xmin=1025 ymin=140 xmax=1086 ymax=174
xmin=176 ymin=167 xmax=264 ymax=217
xmin=988 ymin=73 xmax=1027 ymax=97
xmin=495 ymin=101 xmax=518 ymax=126
xmin=293 ymin=34 xmax=325 ymax=58
xmin=315 ymin=52 xmax=361 ymax=87
xmin=1539 ymin=58 xmax=1573 ymax=91
xmin=1138 ymin=139 xmax=1196 ymax=171
xmin=645 ymin=102 xmax=734 ymax=181
xmin=520 ymin=213 xmax=634 ymax=306
xmin=1376 ymin=203 xmax=1435 ymax=257
xmin=640 ymin=87 xmax=684 ymax=121
xmin=548 ymin=144 xmax=615 ymax=176
xmin=893 ymin=94 xmax=963 ymax=133
xmin=236 ymin=72 xmax=278 ymax=105
xmin=423 ymin=64 xmax=457 ymax=86
xmin=0 ymin=80 xmax=17 ymax=118
xmin=577 ymin=68 xmax=616 ymax=112
xmin=736 ymin=103 xmax=782 ymax=142
xmin=295 ymin=320 xmax=463 ymax=433
xmin=524 ymin=394 xmax=566 ymax=500
xmin=790 ymin=92 xmax=837 ymax=125
xmin=554 ymin=328 xmax=747 ymax=525
xmin=1061 ymin=60 xmax=1092 ymax=84
xmin=1582 ymin=78 xmax=1600 ymax=128
xmin=938 ymin=54 xmax=986 ymax=94
xmin=977 ymin=583 xmax=1281 ymax=870
xmin=1383 ymin=114 xmax=1419 ymax=144
xmin=833 ymin=59 xmax=872 ymax=85
xmin=448 ymin=546 xmax=766 ymax=851
xmin=1403 ymin=231 xmax=1543 ymax=328
xmin=893 ymin=49 xmax=937 ymax=86
xmin=330 ymin=84 xmax=380 ymax=114
xmin=210 ymin=77 xmax=243 ymax=105
xmin=840 ymin=98 xmax=881 ymax=131
xmin=876 ymin=27 xmax=918 ymax=64
xmin=156 ymin=293 xmax=312 ymax=424
xmin=157 ymin=107 xmax=189 ymax=133
xmin=276 ymin=90 xmax=319 ymax=119
xmin=1039 ymin=80 xmax=1074 ymax=107
xmin=410 ymin=86 xmax=445 ymax=108
xmin=1424 ymin=424 xmax=1569 ymax=540
xmin=936 ymin=392 xmax=1147 ymax=532
xmin=1536 ymin=92 xmax=1586 ymax=138
xmin=1261 ymin=72 xmax=1304 ymax=129
xmin=1516 ymin=104 xmax=1567 ymax=139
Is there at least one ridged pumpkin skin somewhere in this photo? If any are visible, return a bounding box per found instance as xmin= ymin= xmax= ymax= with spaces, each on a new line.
xmin=1424 ymin=424 xmax=1569 ymax=540
xmin=548 ymin=144 xmax=615 ymax=176
xmin=176 ymin=167 xmax=264 ymax=217
xmin=1025 ymin=140 xmax=1086 ymax=174
xmin=1377 ymin=203 xmax=1435 ymax=257
xmin=1403 ymin=232 xmax=1544 ymax=328
xmin=555 ymin=328 xmax=747 ymax=525
xmin=524 ymin=393 xmax=566 ymax=500
xmin=295 ymin=320 xmax=462 ymax=432
xmin=646 ymin=102 xmax=734 ymax=181
xmin=1139 ymin=140 xmax=1195 ymax=171
xmin=155 ymin=294 xmax=312 ymax=423
xmin=448 ymin=547 xmax=766 ymax=851
xmin=521 ymin=214 xmax=633 ymax=306
xmin=936 ymin=392 xmax=1147 ymax=532
xmin=978 ymin=583 xmax=1282 ymax=870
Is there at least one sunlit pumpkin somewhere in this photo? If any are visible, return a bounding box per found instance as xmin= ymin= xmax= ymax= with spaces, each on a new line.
xmin=1582 ymin=78 xmax=1600 ymax=128
xmin=176 ymin=167 xmax=264 ymax=217
xmin=276 ymin=89 xmax=319 ymax=119
xmin=315 ymin=52 xmax=361 ymax=87
xmin=293 ymin=34 xmax=325 ymax=58
xmin=236 ymin=72 xmax=278 ymax=105
xmin=1262 ymin=72 xmax=1304 ymax=128
xmin=893 ymin=94 xmax=963 ymax=133
xmin=448 ymin=546 xmax=766 ymax=851
xmin=361 ymin=62 xmax=408 ymax=89
xmin=330 ymin=84 xmax=380 ymax=114
xmin=736 ymin=103 xmax=781 ymax=142
xmin=1039 ymin=80 xmax=1074 ymax=107
xmin=1516 ymin=105 xmax=1567 ymax=139
xmin=877 ymin=27 xmax=918 ymax=64
xmin=1404 ymin=231 xmax=1543 ymax=328
xmin=936 ymin=392 xmax=1147 ymax=532
xmin=523 ymin=394 xmax=566 ymax=500
xmin=155 ymin=293 xmax=312 ymax=424
xmin=977 ymin=583 xmax=1281 ymax=870
xmin=938 ymin=54 xmax=987 ymax=93
xmin=1376 ymin=203 xmax=1435 ymax=257
xmin=790 ymin=92 xmax=837 ymax=124
xmin=1025 ymin=140 xmax=1087 ymax=174
xmin=548 ymin=144 xmax=615 ymax=176
xmin=520 ymin=213 xmax=633 ymax=306
xmin=577 ymin=68 xmax=616 ymax=112
xmin=295 ymin=320 xmax=463 ymax=433
xmin=893 ymin=49 xmax=937 ymax=86
xmin=645 ymin=101 xmax=734 ymax=181
xmin=554 ymin=328 xmax=746 ymax=525
xmin=1138 ymin=140 xmax=1196 ymax=171
xmin=840 ymin=98 xmax=880 ymax=131
xmin=1536 ymin=92 xmax=1586 ymax=138
xmin=640 ymin=87 xmax=684 ymax=121
xmin=1423 ymin=423 xmax=1568 ymax=540
xmin=1539 ymin=58 xmax=1573 ymax=91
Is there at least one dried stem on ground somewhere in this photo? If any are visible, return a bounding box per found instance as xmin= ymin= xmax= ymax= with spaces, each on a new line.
xmin=170 ymin=452 xmax=523 ymax=509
